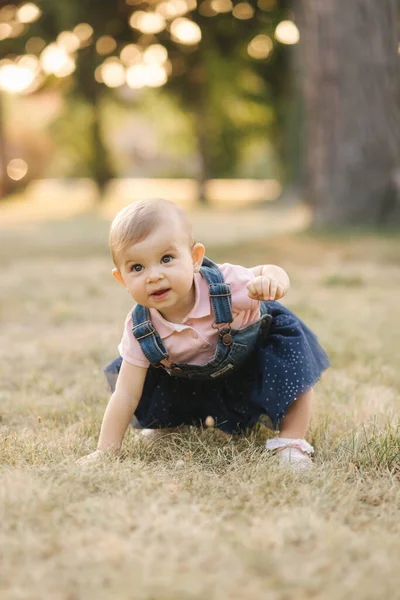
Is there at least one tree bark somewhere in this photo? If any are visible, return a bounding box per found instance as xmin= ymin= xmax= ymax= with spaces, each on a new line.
xmin=0 ymin=92 xmax=10 ymax=200
xmin=91 ymin=90 xmax=114 ymax=197
xmin=296 ymin=0 xmax=400 ymax=225
xmin=194 ymin=115 xmax=210 ymax=205
xmin=76 ymin=44 xmax=115 ymax=200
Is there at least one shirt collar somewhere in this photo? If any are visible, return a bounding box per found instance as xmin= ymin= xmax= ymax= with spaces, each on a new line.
xmin=149 ymin=272 xmax=211 ymax=339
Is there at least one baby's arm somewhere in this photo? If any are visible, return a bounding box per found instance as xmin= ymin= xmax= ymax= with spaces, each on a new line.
xmin=77 ymin=360 xmax=147 ymax=463
xmin=247 ymin=264 xmax=290 ymax=301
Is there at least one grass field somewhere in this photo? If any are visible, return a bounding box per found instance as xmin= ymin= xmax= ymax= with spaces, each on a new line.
xmin=1 ymin=213 xmax=400 ymax=600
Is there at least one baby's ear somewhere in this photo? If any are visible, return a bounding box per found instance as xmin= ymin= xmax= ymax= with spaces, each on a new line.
xmin=112 ymin=268 xmax=125 ymax=286
xmin=191 ymin=243 xmax=205 ymax=271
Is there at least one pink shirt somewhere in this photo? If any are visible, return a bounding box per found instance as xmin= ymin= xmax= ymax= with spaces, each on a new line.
xmin=118 ymin=263 xmax=260 ymax=368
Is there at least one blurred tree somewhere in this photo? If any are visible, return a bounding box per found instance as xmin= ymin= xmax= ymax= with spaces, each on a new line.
xmin=0 ymin=0 xmax=296 ymax=201
xmin=6 ymin=0 xmax=132 ymax=193
xmin=160 ymin=5 xmax=287 ymax=200
xmin=296 ymin=0 xmax=400 ymax=225
xmin=0 ymin=92 xmax=8 ymax=197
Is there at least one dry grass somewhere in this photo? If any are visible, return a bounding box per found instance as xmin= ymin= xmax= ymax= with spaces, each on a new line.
xmin=1 ymin=214 xmax=400 ymax=600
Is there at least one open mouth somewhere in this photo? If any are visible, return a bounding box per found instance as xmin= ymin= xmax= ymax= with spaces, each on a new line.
xmin=150 ymin=288 xmax=171 ymax=300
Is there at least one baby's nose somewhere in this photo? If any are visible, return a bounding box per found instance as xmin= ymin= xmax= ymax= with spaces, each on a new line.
xmin=147 ymin=268 xmax=164 ymax=281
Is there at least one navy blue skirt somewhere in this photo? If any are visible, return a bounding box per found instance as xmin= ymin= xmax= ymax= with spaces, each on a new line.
xmin=133 ymin=301 xmax=330 ymax=434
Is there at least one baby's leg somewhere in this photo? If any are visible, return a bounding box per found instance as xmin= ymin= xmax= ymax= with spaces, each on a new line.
xmin=265 ymin=389 xmax=314 ymax=470
xmin=279 ymin=388 xmax=313 ymax=439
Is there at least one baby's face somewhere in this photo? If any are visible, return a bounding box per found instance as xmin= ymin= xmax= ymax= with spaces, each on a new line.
xmin=114 ymin=216 xmax=204 ymax=320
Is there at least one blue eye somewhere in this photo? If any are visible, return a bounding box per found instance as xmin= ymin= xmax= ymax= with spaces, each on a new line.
xmin=161 ymin=255 xmax=173 ymax=264
xmin=131 ymin=264 xmax=143 ymax=273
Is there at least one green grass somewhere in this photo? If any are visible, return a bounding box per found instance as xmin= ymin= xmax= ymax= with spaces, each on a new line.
xmin=1 ymin=215 xmax=400 ymax=600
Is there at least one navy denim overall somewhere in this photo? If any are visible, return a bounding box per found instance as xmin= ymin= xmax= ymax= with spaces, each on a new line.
xmin=105 ymin=258 xmax=330 ymax=434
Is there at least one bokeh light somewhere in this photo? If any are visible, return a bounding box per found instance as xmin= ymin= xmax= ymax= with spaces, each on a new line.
xmin=73 ymin=23 xmax=94 ymax=42
xmin=100 ymin=59 xmax=125 ymax=88
xmin=156 ymin=0 xmax=189 ymax=19
xmin=210 ymin=0 xmax=233 ymax=13
xmin=0 ymin=23 xmax=12 ymax=41
xmin=232 ymin=2 xmax=254 ymax=19
xmin=170 ymin=18 xmax=202 ymax=45
xmin=7 ymin=159 xmax=29 ymax=181
xmin=0 ymin=5 xmax=16 ymax=21
xmin=274 ymin=20 xmax=300 ymax=45
xmin=96 ymin=35 xmax=117 ymax=55
xmin=57 ymin=31 xmax=81 ymax=53
xmin=94 ymin=66 xmax=103 ymax=83
xmin=247 ymin=34 xmax=273 ymax=59
xmin=120 ymin=44 xmax=142 ymax=65
xmin=9 ymin=22 xmax=25 ymax=38
xmin=199 ymin=1 xmax=218 ymax=17
xmin=16 ymin=2 xmax=41 ymax=24
xmin=0 ymin=61 xmax=37 ymax=93
xmin=40 ymin=44 xmax=76 ymax=77
xmin=143 ymin=44 xmax=168 ymax=65
xmin=17 ymin=54 xmax=40 ymax=70
xmin=145 ymin=64 xmax=168 ymax=87
xmin=55 ymin=58 xmax=76 ymax=78
xmin=129 ymin=11 xmax=166 ymax=34
xmin=25 ymin=36 xmax=46 ymax=53
xmin=126 ymin=63 xmax=168 ymax=89
xmin=126 ymin=64 xmax=148 ymax=89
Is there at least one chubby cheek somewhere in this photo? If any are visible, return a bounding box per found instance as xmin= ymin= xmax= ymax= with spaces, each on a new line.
xmin=177 ymin=271 xmax=195 ymax=293
xmin=133 ymin=283 xmax=146 ymax=301
xmin=126 ymin=279 xmax=143 ymax=301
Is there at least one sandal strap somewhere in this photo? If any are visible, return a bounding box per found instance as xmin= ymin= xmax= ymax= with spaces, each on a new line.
xmin=265 ymin=437 xmax=314 ymax=455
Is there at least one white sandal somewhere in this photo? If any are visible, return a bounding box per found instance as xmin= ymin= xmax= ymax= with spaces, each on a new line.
xmin=265 ymin=437 xmax=314 ymax=471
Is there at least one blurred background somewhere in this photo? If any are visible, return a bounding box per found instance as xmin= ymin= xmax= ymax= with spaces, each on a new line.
xmin=0 ymin=0 xmax=399 ymax=225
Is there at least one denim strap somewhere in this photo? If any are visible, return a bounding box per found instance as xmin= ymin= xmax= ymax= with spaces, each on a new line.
xmin=200 ymin=257 xmax=233 ymax=325
xmin=132 ymin=304 xmax=168 ymax=364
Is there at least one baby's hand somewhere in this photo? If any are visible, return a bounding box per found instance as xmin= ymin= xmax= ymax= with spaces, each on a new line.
xmin=75 ymin=449 xmax=107 ymax=465
xmin=247 ymin=276 xmax=284 ymax=301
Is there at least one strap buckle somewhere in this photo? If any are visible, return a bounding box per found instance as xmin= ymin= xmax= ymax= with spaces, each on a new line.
xmin=213 ymin=323 xmax=233 ymax=346
xmin=158 ymin=359 xmax=182 ymax=375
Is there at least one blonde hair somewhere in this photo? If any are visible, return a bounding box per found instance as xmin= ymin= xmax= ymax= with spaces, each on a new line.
xmin=109 ymin=198 xmax=194 ymax=266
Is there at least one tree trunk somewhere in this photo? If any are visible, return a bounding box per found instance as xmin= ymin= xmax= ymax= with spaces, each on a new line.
xmin=195 ymin=122 xmax=210 ymax=205
xmin=76 ymin=44 xmax=115 ymax=200
xmin=0 ymin=92 xmax=10 ymax=200
xmin=296 ymin=0 xmax=400 ymax=225
xmin=91 ymin=91 xmax=115 ymax=198
xmin=189 ymin=62 xmax=210 ymax=206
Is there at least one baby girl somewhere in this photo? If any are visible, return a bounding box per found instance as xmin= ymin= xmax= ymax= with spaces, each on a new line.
xmin=78 ymin=198 xmax=329 ymax=470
